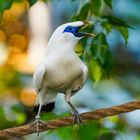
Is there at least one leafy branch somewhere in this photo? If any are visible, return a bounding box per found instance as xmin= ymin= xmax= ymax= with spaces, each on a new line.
xmin=0 ymin=0 xmax=132 ymax=83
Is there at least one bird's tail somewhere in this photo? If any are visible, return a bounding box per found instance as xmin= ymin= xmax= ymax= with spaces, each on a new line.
xmin=33 ymin=93 xmax=56 ymax=114
xmin=33 ymin=102 xmax=55 ymax=114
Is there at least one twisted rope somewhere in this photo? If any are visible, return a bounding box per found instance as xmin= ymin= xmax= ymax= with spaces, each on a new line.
xmin=0 ymin=100 xmax=140 ymax=139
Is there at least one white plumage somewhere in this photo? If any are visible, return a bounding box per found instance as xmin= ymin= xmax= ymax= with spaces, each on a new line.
xmin=33 ymin=21 xmax=95 ymax=135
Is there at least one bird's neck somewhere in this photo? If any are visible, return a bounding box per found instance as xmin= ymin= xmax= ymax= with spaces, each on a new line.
xmin=46 ymin=38 xmax=78 ymax=55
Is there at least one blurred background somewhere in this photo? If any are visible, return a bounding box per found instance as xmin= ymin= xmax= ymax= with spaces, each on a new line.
xmin=0 ymin=0 xmax=140 ymax=140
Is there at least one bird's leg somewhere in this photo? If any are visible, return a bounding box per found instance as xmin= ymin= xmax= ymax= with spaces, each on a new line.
xmin=65 ymin=90 xmax=84 ymax=126
xmin=68 ymin=101 xmax=84 ymax=125
xmin=35 ymin=104 xmax=43 ymax=136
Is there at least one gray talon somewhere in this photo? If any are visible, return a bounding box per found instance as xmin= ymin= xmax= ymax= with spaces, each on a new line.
xmin=73 ymin=111 xmax=85 ymax=126
xmin=34 ymin=116 xmax=44 ymax=136
xmin=36 ymin=115 xmax=41 ymax=120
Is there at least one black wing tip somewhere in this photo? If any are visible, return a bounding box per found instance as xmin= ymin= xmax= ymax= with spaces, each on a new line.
xmin=33 ymin=105 xmax=39 ymax=114
xmin=45 ymin=102 xmax=55 ymax=112
xmin=33 ymin=102 xmax=55 ymax=114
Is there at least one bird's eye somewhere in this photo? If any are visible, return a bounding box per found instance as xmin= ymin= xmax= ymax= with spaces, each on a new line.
xmin=67 ymin=27 xmax=72 ymax=30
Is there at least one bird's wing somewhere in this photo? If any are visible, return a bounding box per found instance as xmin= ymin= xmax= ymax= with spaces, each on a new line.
xmin=82 ymin=63 xmax=88 ymax=83
xmin=33 ymin=64 xmax=46 ymax=93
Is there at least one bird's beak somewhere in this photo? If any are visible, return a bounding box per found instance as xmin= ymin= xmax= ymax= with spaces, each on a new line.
xmin=79 ymin=21 xmax=96 ymax=37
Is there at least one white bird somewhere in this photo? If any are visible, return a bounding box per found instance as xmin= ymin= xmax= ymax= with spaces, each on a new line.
xmin=33 ymin=21 xmax=95 ymax=135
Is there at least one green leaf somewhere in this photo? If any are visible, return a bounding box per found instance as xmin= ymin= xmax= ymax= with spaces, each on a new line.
xmin=103 ymin=0 xmax=112 ymax=9
xmin=102 ymin=16 xmax=132 ymax=28
xmin=75 ymin=44 xmax=84 ymax=56
xmin=101 ymin=16 xmax=131 ymax=46
xmin=13 ymin=0 xmax=24 ymax=2
xmin=90 ymin=33 xmax=112 ymax=76
xmin=101 ymin=20 xmax=113 ymax=33
xmin=0 ymin=0 xmax=12 ymax=12
xmin=102 ymin=50 xmax=113 ymax=76
xmin=90 ymin=33 xmax=108 ymax=65
xmin=73 ymin=2 xmax=90 ymax=21
xmin=89 ymin=59 xmax=102 ymax=85
xmin=78 ymin=122 xmax=101 ymax=140
xmin=43 ymin=0 xmax=49 ymax=3
xmin=57 ymin=127 xmax=74 ymax=140
xmin=28 ymin=0 xmax=38 ymax=7
xmin=116 ymin=26 xmax=129 ymax=46
xmin=90 ymin=0 xmax=102 ymax=16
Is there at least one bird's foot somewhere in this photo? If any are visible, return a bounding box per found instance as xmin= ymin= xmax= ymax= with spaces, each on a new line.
xmin=72 ymin=111 xmax=85 ymax=126
xmin=32 ymin=115 xmax=44 ymax=136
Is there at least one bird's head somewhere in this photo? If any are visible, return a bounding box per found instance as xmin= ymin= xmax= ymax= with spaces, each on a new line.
xmin=49 ymin=21 xmax=95 ymax=46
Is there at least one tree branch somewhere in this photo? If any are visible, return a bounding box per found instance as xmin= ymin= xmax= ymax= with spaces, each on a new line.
xmin=0 ymin=100 xmax=140 ymax=139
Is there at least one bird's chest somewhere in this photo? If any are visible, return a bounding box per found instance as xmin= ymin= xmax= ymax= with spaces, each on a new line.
xmin=45 ymin=54 xmax=83 ymax=90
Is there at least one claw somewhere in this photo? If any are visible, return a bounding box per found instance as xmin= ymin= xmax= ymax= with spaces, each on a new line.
xmin=32 ymin=115 xmax=44 ymax=136
xmin=68 ymin=101 xmax=85 ymax=127
xmin=73 ymin=111 xmax=85 ymax=126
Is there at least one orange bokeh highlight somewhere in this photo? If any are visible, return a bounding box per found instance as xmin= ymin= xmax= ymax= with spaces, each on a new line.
xmin=0 ymin=30 xmax=7 ymax=42
xmin=3 ymin=2 xmax=26 ymax=23
xmin=20 ymin=88 xmax=37 ymax=106
xmin=9 ymin=34 xmax=27 ymax=50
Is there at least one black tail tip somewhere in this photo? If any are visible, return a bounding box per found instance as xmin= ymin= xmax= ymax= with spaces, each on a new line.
xmin=34 ymin=102 xmax=55 ymax=114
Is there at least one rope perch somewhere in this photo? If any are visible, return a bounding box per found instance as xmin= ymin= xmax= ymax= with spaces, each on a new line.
xmin=0 ymin=100 xmax=140 ymax=138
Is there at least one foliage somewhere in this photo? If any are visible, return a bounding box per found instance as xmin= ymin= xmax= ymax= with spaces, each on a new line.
xmin=0 ymin=0 xmax=23 ymax=13
xmin=0 ymin=66 xmax=22 ymax=92
xmin=72 ymin=0 xmax=130 ymax=83
xmin=0 ymin=104 xmax=26 ymax=129
xmin=0 ymin=0 xmax=137 ymax=140
xmin=0 ymin=0 xmax=130 ymax=84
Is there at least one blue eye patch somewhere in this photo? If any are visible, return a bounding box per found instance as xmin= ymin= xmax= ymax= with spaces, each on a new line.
xmin=63 ymin=26 xmax=84 ymax=37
